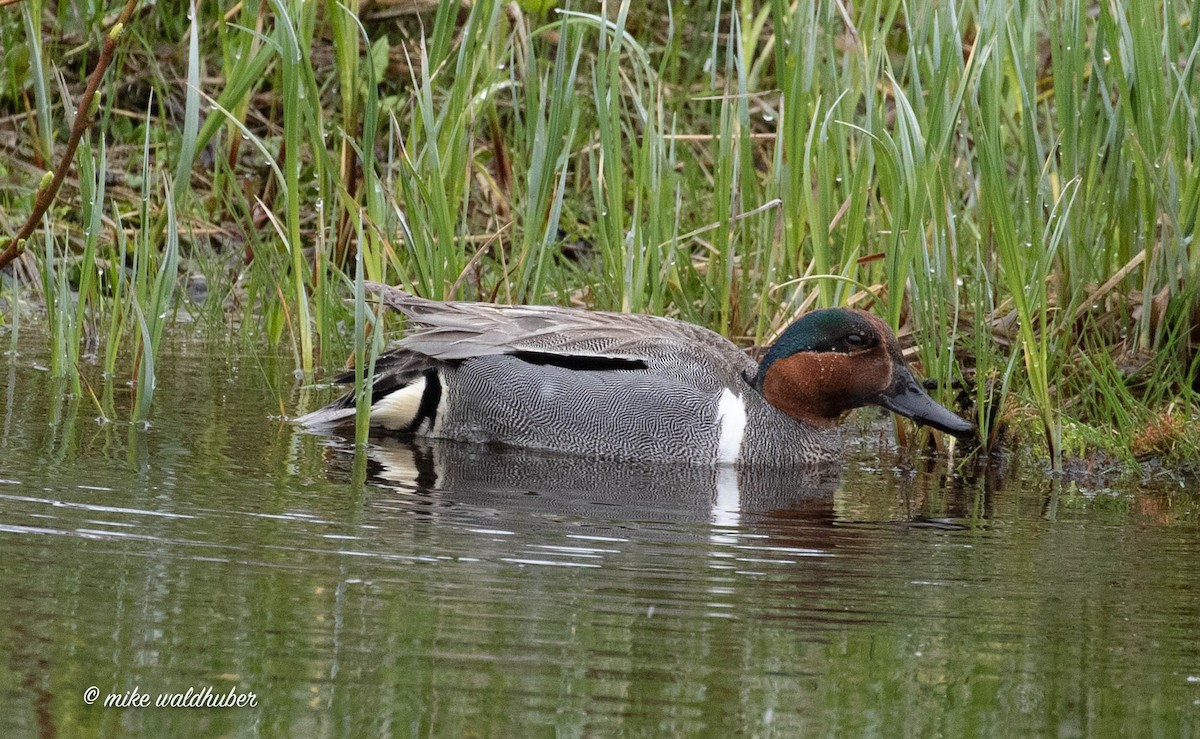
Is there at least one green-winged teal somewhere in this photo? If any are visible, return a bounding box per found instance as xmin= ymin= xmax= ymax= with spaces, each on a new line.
xmin=297 ymin=284 xmax=974 ymax=465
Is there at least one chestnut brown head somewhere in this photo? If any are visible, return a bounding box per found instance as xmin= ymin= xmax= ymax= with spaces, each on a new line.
xmin=755 ymin=309 xmax=974 ymax=438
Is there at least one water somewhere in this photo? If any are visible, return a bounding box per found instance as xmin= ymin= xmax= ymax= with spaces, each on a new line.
xmin=1 ymin=333 xmax=1198 ymax=737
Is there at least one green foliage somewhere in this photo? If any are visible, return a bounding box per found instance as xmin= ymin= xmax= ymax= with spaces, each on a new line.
xmin=1 ymin=0 xmax=1197 ymax=467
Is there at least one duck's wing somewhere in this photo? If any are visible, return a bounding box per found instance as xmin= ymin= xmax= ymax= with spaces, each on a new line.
xmin=367 ymin=283 xmax=757 ymax=386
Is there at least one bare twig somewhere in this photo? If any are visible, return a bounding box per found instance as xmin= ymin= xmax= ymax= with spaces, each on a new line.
xmin=0 ymin=0 xmax=140 ymax=272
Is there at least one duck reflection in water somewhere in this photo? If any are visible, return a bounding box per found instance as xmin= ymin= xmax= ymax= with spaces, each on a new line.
xmin=345 ymin=437 xmax=847 ymax=540
xmin=317 ymin=435 xmax=981 ymax=533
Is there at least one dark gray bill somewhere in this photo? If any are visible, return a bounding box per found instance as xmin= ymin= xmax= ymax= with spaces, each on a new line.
xmin=877 ymin=364 xmax=975 ymax=438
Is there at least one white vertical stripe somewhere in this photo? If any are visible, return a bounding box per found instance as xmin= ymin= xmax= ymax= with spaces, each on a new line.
xmin=715 ymin=388 xmax=747 ymax=465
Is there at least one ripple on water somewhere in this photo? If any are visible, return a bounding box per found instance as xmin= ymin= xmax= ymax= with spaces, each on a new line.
xmin=1 ymin=341 xmax=1199 ymax=736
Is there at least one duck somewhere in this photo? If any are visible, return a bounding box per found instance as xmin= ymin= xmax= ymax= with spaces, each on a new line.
xmin=297 ymin=283 xmax=975 ymax=465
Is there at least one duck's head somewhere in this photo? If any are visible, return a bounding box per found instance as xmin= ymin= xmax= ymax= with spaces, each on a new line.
xmin=755 ymin=308 xmax=975 ymax=438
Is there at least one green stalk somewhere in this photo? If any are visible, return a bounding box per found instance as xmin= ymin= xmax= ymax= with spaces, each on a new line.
xmin=172 ymin=1 xmax=202 ymax=206
xmin=513 ymin=17 xmax=584 ymax=303
xmin=271 ymin=0 xmax=313 ymax=374
xmin=20 ymin=0 xmax=52 ymax=164
xmin=973 ymin=38 xmax=1060 ymax=467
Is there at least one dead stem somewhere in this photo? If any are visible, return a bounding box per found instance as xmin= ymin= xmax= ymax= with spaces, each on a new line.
xmin=0 ymin=0 xmax=140 ymax=271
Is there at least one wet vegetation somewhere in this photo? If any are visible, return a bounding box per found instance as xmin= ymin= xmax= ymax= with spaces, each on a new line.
xmin=0 ymin=0 xmax=1197 ymax=470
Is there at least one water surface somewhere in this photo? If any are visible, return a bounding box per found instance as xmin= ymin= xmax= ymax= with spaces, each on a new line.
xmin=1 ymin=333 xmax=1198 ymax=737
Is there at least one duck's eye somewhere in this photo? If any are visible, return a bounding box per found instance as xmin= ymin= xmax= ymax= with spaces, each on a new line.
xmin=845 ymin=333 xmax=866 ymax=348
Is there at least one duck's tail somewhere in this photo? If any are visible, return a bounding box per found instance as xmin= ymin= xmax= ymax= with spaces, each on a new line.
xmin=294 ymin=352 xmax=444 ymax=433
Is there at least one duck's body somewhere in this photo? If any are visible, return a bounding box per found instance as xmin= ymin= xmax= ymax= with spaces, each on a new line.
xmin=297 ymin=284 xmax=974 ymax=465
